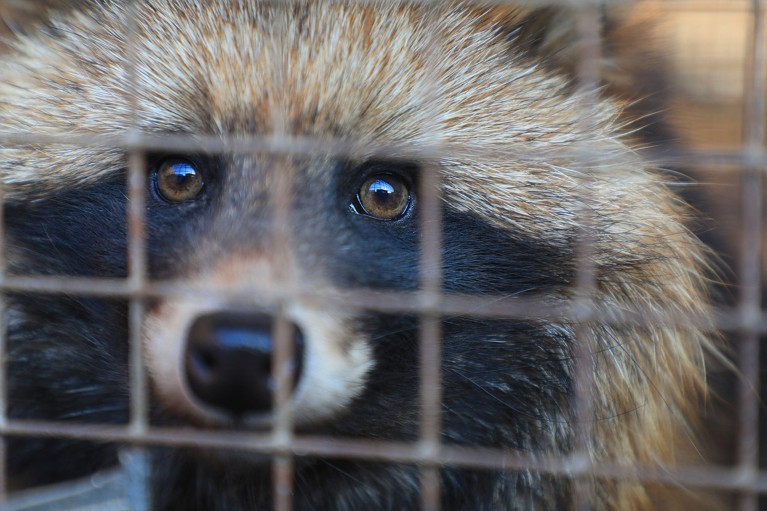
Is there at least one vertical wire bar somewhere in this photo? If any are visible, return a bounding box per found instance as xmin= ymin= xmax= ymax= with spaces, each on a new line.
xmin=124 ymin=2 xmax=151 ymax=510
xmin=123 ymin=0 xmax=149 ymax=435
xmin=273 ymin=454 xmax=295 ymax=511
xmin=127 ymin=150 xmax=149 ymax=437
xmin=419 ymin=465 xmax=441 ymax=511
xmin=417 ymin=7 xmax=446 ymax=508
xmin=737 ymin=0 xmax=765 ymax=509
xmin=271 ymin=12 xmax=296 ymax=507
xmin=272 ymin=159 xmax=297 ymax=511
xmin=418 ymin=163 xmax=443 ymax=511
xmin=0 ymin=110 xmax=7 ymax=503
xmin=570 ymin=5 xmax=602 ymax=511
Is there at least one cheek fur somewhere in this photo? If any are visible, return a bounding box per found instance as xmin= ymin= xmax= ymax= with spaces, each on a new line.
xmin=288 ymin=304 xmax=374 ymax=424
xmin=143 ymin=300 xmax=216 ymax=423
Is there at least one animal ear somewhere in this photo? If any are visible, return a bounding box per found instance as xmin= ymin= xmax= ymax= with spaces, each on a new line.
xmin=482 ymin=4 xmax=672 ymax=144
xmin=512 ymin=7 xmax=581 ymax=65
xmin=482 ymin=5 xmax=662 ymax=77
xmin=473 ymin=6 xmax=583 ymax=70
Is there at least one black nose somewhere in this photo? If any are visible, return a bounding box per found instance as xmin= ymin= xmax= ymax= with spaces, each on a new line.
xmin=184 ymin=312 xmax=304 ymax=416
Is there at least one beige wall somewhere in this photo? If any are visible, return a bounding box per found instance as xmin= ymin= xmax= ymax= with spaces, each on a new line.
xmin=646 ymin=0 xmax=766 ymax=149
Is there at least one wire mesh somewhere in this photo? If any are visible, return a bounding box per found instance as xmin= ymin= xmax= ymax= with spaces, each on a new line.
xmin=735 ymin=3 xmax=765 ymax=510
xmin=0 ymin=0 xmax=764 ymax=510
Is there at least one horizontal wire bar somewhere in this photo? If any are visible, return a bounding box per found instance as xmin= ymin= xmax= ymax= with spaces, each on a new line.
xmin=0 ymin=274 xmax=759 ymax=334
xmin=1 ymin=419 xmax=767 ymax=494
xmin=0 ymin=130 xmax=765 ymax=171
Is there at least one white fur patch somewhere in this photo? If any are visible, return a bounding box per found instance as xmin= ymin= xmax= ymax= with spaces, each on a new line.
xmin=143 ymin=258 xmax=373 ymax=427
xmin=287 ymin=303 xmax=373 ymax=424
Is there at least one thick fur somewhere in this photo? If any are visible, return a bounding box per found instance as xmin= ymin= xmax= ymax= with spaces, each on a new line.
xmin=0 ymin=2 xmax=715 ymax=510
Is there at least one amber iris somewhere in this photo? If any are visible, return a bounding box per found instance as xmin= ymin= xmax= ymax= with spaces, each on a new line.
xmin=155 ymin=159 xmax=204 ymax=202
xmin=357 ymin=175 xmax=410 ymax=220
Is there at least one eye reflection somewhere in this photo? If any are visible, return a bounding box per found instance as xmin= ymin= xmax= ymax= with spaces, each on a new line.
xmin=357 ymin=174 xmax=410 ymax=220
xmin=155 ymin=158 xmax=204 ymax=202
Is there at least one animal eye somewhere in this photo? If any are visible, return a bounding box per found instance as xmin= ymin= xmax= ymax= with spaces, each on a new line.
xmin=153 ymin=158 xmax=204 ymax=202
xmin=354 ymin=174 xmax=411 ymax=220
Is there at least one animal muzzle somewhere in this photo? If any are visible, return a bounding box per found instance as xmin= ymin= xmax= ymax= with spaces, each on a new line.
xmin=143 ymin=256 xmax=374 ymax=428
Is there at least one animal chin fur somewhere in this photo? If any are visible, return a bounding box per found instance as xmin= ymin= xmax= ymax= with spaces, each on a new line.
xmin=1 ymin=1 xmax=716 ymax=510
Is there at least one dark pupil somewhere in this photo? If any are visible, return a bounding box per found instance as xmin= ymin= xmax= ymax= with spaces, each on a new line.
xmin=368 ymin=179 xmax=396 ymax=205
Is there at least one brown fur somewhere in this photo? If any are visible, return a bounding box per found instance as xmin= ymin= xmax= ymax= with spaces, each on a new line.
xmin=0 ymin=2 xmax=717 ymax=509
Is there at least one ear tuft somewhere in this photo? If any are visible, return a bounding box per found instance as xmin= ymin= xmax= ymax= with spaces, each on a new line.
xmin=479 ymin=4 xmax=672 ymax=145
xmin=472 ymin=6 xmax=580 ymax=67
xmin=515 ymin=7 xmax=580 ymax=62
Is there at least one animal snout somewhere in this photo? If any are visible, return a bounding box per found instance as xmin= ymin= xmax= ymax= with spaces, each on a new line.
xmin=184 ymin=311 xmax=305 ymax=417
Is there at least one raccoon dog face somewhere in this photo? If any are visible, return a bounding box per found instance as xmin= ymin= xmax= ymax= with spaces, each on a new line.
xmin=0 ymin=1 xmax=713 ymax=510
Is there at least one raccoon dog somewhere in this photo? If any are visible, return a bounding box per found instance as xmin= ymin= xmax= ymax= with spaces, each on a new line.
xmin=0 ymin=1 xmax=714 ymax=510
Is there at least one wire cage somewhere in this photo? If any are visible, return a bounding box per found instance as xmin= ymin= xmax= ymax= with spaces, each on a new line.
xmin=0 ymin=0 xmax=764 ymax=510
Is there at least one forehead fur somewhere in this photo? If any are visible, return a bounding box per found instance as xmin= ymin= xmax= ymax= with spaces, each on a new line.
xmin=1 ymin=2 xmax=609 ymax=164
xmin=1 ymin=1 xmax=679 ymax=258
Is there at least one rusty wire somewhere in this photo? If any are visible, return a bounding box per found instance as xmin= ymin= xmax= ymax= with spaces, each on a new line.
xmin=0 ymin=0 xmax=765 ymax=510
xmin=735 ymin=1 xmax=765 ymax=510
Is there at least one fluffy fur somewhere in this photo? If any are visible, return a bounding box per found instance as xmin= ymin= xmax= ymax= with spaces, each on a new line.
xmin=0 ymin=2 xmax=715 ymax=510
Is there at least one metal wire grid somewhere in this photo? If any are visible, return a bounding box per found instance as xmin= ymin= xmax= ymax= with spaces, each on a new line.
xmin=0 ymin=0 xmax=763 ymax=510
xmin=735 ymin=1 xmax=765 ymax=509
